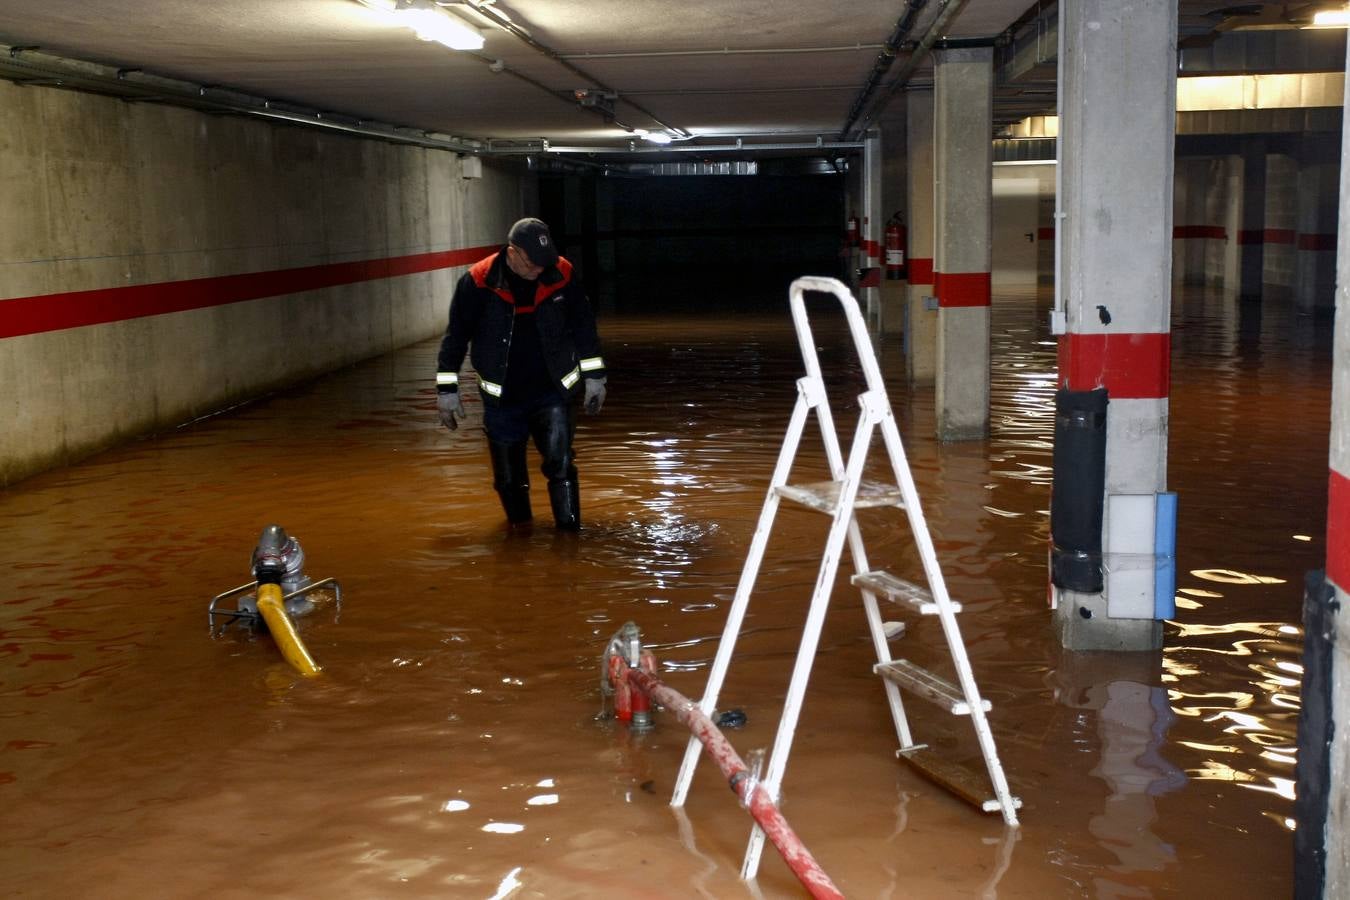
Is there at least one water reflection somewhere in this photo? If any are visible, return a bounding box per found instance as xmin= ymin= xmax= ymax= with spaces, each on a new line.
xmin=1051 ymin=653 xmax=1185 ymax=896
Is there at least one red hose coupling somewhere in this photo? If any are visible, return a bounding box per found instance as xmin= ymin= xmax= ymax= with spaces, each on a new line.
xmin=630 ymin=649 xmax=657 ymax=731
xmin=608 ymin=654 xmax=633 ymax=722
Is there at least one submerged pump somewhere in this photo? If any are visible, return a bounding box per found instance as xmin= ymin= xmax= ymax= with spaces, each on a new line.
xmin=601 ymin=622 xmax=657 ymax=732
xmin=243 ymin=525 xmax=313 ymax=618
xmin=208 ymin=525 xmax=342 ymax=676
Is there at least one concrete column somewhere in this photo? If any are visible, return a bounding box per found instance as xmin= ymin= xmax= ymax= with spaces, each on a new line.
xmin=1053 ymin=0 xmax=1176 ymax=651
xmin=905 ymin=87 xmax=937 ymax=384
xmin=933 ymin=46 xmax=993 ymax=441
xmin=845 ymin=150 xmax=864 ymax=289
xmin=1319 ymin=43 xmax=1350 ymax=897
xmin=1294 ymin=143 xmax=1339 ymax=315
xmin=1264 ymin=153 xmax=1299 ymax=300
xmin=1219 ymin=155 xmax=1243 ymax=294
xmin=880 ymin=118 xmax=908 ymax=337
xmin=1175 ymin=157 xmax=1208 ymax=286
xmin=1237 ymin=137 xmax=1268 ymax=302
xmin=862 ymin=128 xmax=884 ymax=328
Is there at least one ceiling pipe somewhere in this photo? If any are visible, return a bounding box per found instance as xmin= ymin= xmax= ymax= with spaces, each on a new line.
xmin=559 ymin=43 xmax=885 ymax=60
xmin=837 ymin=0 xmax=929 ymax=139
xmin=0 ymin=45 xmax=485 ymax=153
xmin=846 ymin=0 xmax=973 ymax=139
xmin=622 ymin=84 xmax=865 ymax=96
xmin=448 ymin=0 xmax=690 ymax=137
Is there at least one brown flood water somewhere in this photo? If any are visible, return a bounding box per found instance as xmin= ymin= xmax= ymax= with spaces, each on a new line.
xmin=0 ymin=285 xmax=1331 ymax=898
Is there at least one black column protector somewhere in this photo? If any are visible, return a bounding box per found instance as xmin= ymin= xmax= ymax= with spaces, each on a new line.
xmin=1050 ymin=387 xmax=1109 ymax=593
xmin=1295 ymin=570 xmax=1337 ymax=900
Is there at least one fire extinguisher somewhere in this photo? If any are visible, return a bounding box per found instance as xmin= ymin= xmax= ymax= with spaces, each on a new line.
xmin=845 ymin=216 xmax=860 ymax=249
xmin=885 ymin=213 xmax=908 ymax=280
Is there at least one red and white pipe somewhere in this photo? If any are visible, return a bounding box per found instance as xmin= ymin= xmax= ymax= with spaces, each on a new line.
xmin=606 ymin=654 xmax=843 ymax=900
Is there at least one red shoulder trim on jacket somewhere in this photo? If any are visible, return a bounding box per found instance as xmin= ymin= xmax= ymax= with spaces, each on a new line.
xmin=469 ymin=252 xmax=500 ymax=288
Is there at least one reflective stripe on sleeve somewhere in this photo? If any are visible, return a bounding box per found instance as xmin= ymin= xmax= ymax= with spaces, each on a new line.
xmin=437 ymin=372 xmax=459 ymax=386
xmin=579 ymin=356 xmax=604 ymax=372
xmin=481 ymin=380 xmax=503 ymax=397
xmin=561 ymin=367 xmax=580 ymax=389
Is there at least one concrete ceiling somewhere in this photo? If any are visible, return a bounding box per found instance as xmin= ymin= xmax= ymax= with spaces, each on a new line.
xmin=0 ymin=0 xmax=1280 ymax=154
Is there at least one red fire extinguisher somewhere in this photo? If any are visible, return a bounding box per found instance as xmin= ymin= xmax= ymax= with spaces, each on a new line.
xmin=885 ymin=213 xmax=908 ymax=280
xmin=845 ymin=216 xmax=860 ymax=249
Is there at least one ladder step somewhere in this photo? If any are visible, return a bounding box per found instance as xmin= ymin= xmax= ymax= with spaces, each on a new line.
xmin=852 ymin=571 xmax=962 ymax=615
xmin=874 ymin=660 xmax=991 ymax=715
xmin=897 ymin=746 xmax=1022 ymax=814
xmin=776 ymin=479 xmax=904 ymax=514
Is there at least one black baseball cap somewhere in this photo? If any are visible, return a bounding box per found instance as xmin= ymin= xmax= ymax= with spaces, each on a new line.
xmin=508 ymin=217 xmax=559 ymax=268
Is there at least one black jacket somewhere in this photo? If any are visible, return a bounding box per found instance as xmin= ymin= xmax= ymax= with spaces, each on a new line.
xmin=435 ymin=249 xmax=605 ymax=405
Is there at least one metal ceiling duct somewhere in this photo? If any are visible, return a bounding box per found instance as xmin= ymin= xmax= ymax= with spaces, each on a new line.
xmin=838 ymin=0 xmax=929 ymax=138
xmin=846 ymin=0 xmax=974 ymax=139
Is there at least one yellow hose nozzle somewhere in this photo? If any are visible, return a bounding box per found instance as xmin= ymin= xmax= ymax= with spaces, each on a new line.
xmin=255 ymin=583 xmax=322 ymax=677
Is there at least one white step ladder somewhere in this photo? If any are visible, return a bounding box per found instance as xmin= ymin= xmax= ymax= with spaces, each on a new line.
xmin=670 ymin=276 xmax=1020 ymax=881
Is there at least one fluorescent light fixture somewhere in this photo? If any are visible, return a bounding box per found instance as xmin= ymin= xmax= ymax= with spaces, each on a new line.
xmin=355 ymin=0 xmax=485 ymax=51
xmin=400 ymin=6 xmax=484 ymax=49
xmin=642 ymin=131 xmax=673 ymax=144
xmin=1310 ymin=8 xmax=1350 ymax=27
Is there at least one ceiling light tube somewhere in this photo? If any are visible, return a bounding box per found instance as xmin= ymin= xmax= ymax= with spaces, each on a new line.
xmin=642 ymin=131 xmax=673 ymax=144
xmin=398 ymin=6 xmax=485 ymax=50
xmin=1310 ymin=9 xmax=1350 ymax=27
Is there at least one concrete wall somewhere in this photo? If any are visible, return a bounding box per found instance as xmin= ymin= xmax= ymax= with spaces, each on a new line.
xmin=992 ymin=163 xmax=1053 ymax=287
xmin=1169 ymin=148 xmax=1340 ymax=305
xmin=0 ymin=81 xmax=527 ymax=486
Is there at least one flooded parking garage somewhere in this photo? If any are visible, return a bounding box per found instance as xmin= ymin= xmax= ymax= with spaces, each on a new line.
xmin=0 ymin=283 xmax=1330 ymax=897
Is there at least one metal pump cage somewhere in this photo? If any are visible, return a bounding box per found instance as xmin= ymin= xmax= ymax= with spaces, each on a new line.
xmin=208 ymin=578 xmax=343 ymax=636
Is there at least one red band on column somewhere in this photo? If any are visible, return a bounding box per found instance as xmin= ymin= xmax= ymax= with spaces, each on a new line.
xmin=1173 ymin=225 xmax=1227 ymax=240
xmin=862 ymin=239 xmax=881 ymax=260
xmin=934 ymin=272 xmax=991 ymax=308
xmin=0 ymin=245 xmax=496 ymax=339
xmin=1298 ymin=233 xmax=1337 ymax=252
xmin=907 ymin=258 xmax=934 ymax=286
xmin=1237 ymin=230 xmax=1264 ymax=245
xmin=1058 ymin=332 xmax=1170 ymax=399
xmin=1037 ymin=227 xmax=1055 ymax=241
xmin=1264 ymin=229 xmax=1295 ymax=245
xmin=1330 ymin=469 xmax=1350 ymax=590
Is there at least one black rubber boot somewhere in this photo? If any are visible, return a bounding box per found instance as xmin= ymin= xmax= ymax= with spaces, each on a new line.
xmin=529 ymin=403 xmax=580 ymax=530
xmin=487 ymin=440 xmax=532 ymax=524
xmin=547 ymin=477 xmax=581 ymax=531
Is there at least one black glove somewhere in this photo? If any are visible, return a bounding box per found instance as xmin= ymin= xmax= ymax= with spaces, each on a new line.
xmin=437 ymin=391 xmax=466 ymax=430
xmin=583 ymin=377 xmax=607 ymax=415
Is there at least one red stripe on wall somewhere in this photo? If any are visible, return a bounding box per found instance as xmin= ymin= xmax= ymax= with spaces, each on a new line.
xmin=1037 ymin=227 xmax=1055 ymax=241
xmin=935 ymin=271 xmax=991 ymax=308
xmin=1264 ymin=228 xmax=1296 ymax=245
xmin=1058 ymin=331 xmax=1170 ymax=399
xmin=1173 ymin=225 xmax=1227 ymax=240
xmin=1237 ymin=230 xmax=1264 ymax=245
xmin=0 ymin=245 xmax=497 ymax=339
xmin=1331 ymin=468 xmax=1350 ymax=591
xmin=1298 ymin=233 xmax=1338 ymax=252
xmin=908 ymin=257 xmax=934 ymax=286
